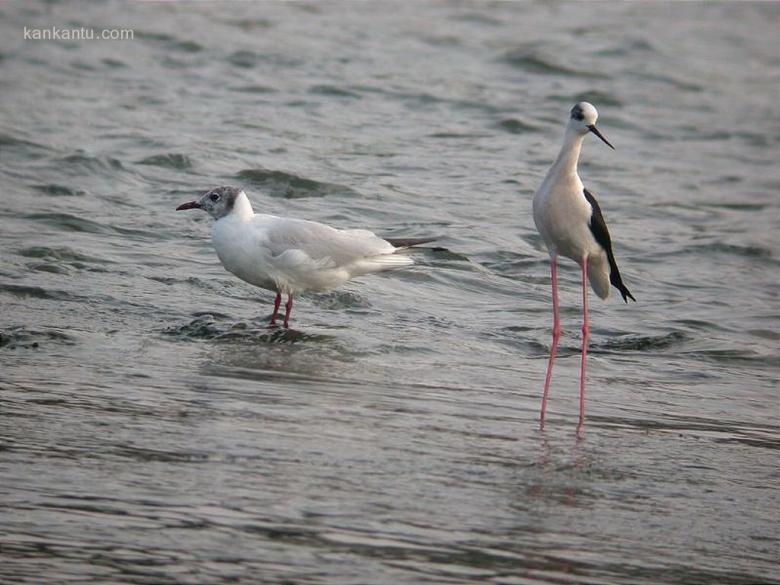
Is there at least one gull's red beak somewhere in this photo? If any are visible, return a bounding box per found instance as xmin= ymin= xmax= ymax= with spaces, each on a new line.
xmin=176 ymin=201 xmax=201 ymax=211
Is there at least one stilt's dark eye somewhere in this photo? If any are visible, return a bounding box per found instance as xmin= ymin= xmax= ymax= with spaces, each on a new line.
xmin=210 ymin=193 xmax=221 ymax=202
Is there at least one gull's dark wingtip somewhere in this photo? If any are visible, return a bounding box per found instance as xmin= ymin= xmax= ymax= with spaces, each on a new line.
xmin=384 ymin=236 xmax=439 ymax=248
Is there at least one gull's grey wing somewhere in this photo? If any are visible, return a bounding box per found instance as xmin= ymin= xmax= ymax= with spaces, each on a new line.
xmin=258 ymin=216 xmax=395 ymax=267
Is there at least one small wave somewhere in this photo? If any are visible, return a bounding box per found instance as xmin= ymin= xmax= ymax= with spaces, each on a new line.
xmin=628 ymin=71 xmax=703 ymax=92
xmin=135 ymin=31 xmax=204 ymax=53
xmin=713 ymin=434 xmax=780 ymax=451
xmin=227 ymin=50 xmax=301 ymax=69
xmin=479 ymin=250 xmax=541 ymax=279
xmin=31 ymin=184 xmax=88 ymax=197
xmin=236 ymin=168 xmax=361 ymax=199
xmin=164 ymin=314 xmax=330 ymax=344
xmin=496 ymin=118 xmax=541 ymax=134
xmin=501 ymin=48 xmax=607 ymax=79
xmin=687 ymin=242 xmax=773 ymax=259
xmin=101 ymin=58 xmax=127 ymax=69
xmin=747 ymin=328 xmax=780 ymax=342
xmin=171 ymin=40 xmax=203 ymax=53
xmin=310 ymin=290 xmax=372 ymax=310
xmin=704 ymin=201 xmax=765 ymax=211
xmin=308 ymin=84 xmax=361 ymax=99
xmin=21 ymin=213 xmax=162 ymax=240
xmin=21 ymin=250 xmax=111 ymax=274
xmin=597 ymin=415 xmax=780 ymax=451
xmin=224 ymin=17 xmax=273 ymax=31
xmin=58 ymin=153 xmax=125 ymax=174
xmin=0 ymin=283 xmax=78 ymax=302
xmin=26 ymin=263 xmax=70 ymax=275
xmin=0 ymin=131 xmax=49 ymax=157
xmin=232 ymin=84 xmax=278 ymax=94
xmin=595 ymin=331 xmax=688 ymax=351
xmin=163 ymin=315 xmax=223 ymax=340
xmin=109 ymin=445 xmax=210 ymax=463
xmin=428 ymin=131 xmax=490 ymax=140
xmin=137 ymin=153 xmax=192 ymax=169
xmin=147 ymin=275 xmax=225 ymax=293
xmin=421 ymin=35 xmax=463 ymax=48
xmin=0 ymin=326 xmax=75 ymax=350
xmin=227 ymin=50 xmax=259 ymax=68
xmin=595 ymin=39 xmax=656 ymax=57
xmin=134 ymin=31 xmax=176 ymax=42
xmin=449 ymin=12 xmax=503 ymax=26
xmin=684 ymin=348 xmax=778 ymax=367
xmin=21 ymin=212 xmax=116 ymax=235
xmin=552 ymin=90 xmax=623 ymax=108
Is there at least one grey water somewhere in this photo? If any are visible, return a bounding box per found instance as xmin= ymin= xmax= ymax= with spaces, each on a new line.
xmin=1 ymin=2 xmax=778 ymax=584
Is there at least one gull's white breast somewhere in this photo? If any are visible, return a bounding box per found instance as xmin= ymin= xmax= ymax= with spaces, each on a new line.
xmin=211 ymin=213 xmax=277 ymax=291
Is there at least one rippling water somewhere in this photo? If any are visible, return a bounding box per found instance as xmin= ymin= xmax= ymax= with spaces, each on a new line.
xmin=1 ymin=2 xmax=778 ymax=584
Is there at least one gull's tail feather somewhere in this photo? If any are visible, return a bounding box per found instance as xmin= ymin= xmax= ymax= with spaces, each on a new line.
xmin=351 ymin=253 xmax=414 ymax=276
xmin=383 ymin=236 xmax=438 ymax=248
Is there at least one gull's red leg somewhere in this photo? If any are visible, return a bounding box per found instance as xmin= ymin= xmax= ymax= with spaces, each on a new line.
xmin=283 ymin=295 xmax=293 ymax=329
xmin=577 ymin=256 xmax=590 ymax=435
xmin=269 ymin=293 xmax=282 ymax=326
xmin=540 ymin=253 xmax=560 ymax=430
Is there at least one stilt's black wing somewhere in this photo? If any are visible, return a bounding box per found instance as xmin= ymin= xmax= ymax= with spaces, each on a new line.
xmin=583 ymin=188 xmax=636 ymax=303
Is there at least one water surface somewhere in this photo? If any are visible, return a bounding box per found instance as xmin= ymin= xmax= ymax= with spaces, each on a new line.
xmin=1 ymin=2 xmax=778 ymax=584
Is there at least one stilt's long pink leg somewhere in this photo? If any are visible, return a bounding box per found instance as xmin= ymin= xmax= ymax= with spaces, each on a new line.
xmin=540 ymin=254 xmax=560 ymax=429
xmin=578 ymin=256 xmax=590 ymax=433
xmin=283 ymin=295 xmax=293 ymax=329
xmin=269 ymin=293 xmax=282 ymax=326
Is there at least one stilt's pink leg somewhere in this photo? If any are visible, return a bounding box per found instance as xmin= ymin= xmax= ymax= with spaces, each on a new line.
xmin=269 ymin=293 xmax=282 ymax=326
xmin=283 ymin=295 xmax=293 ymax=329
xmin=540 ymin=254 xmax=560 ymax=429
xmin=577 ymin=256 xmax=590 ymax=433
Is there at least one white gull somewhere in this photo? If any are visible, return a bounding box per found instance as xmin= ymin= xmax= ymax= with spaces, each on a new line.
xmin=177 ymin=186 xmax=434 ymax=328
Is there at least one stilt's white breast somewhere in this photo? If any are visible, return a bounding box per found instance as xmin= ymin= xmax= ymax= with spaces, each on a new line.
xmin=534 ymin=175 xmax=601 ymax=262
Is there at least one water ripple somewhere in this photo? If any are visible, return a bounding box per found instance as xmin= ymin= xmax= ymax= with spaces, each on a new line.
xmin=0 ymin=326 xmax=76 ymax=350
xmin=137 ymin=153 xmax=193 ymax=170
xmin=501 ymin=47 xmax=608 ymax=78
xmin=236 ymin=168 xmax=362 ymax=199
xmin=163 ymin=313 xmax=332 ymax=344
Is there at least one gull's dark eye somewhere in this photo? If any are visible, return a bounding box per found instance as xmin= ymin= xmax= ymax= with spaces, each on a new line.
xmin=210 ymin=193 xmax=221 ymax=202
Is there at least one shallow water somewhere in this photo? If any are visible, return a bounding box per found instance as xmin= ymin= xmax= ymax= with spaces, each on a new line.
xmin=1 ymin=2 xmax=778 ymax=584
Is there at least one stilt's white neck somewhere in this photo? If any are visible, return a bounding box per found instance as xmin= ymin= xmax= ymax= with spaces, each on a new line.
xmin=231 ymin=191 xmax=255 ymax=221
xmin=550 ymin=124 xmax=585 ymax=178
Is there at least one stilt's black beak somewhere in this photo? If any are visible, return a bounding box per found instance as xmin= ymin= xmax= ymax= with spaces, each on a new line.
xmin=176 ymin=201 xmax=201 ymax=211
xmin=587 ymin=125 xmax=614 ymax=150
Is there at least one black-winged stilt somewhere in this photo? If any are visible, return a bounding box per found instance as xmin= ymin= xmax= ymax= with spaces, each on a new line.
xmin=532 ymin=102 xmax=636 ymax=432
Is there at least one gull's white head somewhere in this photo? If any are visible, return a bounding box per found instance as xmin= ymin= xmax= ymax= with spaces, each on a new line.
xmin=176 ymin=186 xmax=244 ymax=220
xmin=569 ymin=102 xmax=614 ymax=149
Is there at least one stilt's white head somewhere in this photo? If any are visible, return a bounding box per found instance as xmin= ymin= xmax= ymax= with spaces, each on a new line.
xmin=569 ymin=102 xmax=614 ymax=149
